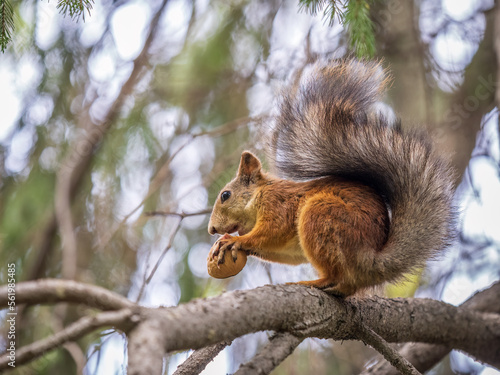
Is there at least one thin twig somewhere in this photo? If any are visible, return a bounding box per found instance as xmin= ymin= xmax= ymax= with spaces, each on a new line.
xmin=0 ymin=309 xmax=134 ymax=371
xmin=144 ymin=208 xmax=213 ymax=219
xmin=357 ymin=324 xmax=422 ymax=375
xmin=173 ymin=341 xmax=231 ymax=375
xmin=235 ymin=332 xmax=303 ymax=375
xmin=98 ymin=115 xmax=265 ymax=251
xmin=135 ymin=217 xmax=182 ymax=303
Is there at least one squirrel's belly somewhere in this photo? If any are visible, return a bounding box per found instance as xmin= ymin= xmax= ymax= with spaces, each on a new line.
xmin=258 ymin=236 xmax=308 ymax=265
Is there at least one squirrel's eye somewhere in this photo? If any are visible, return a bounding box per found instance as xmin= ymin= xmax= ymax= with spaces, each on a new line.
xmin=220 ymin=191 xmax=231 ymax=203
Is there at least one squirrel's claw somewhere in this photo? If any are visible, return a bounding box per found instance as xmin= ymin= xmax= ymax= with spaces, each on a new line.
xmin=214 ymin=234 xmax=243 ymax=266
xmin=231 ymin=248 xmax=239 ymax=262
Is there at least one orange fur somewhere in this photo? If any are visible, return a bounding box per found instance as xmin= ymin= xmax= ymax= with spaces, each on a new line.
xmin=208 ymin=152 xmax=389 ymax=296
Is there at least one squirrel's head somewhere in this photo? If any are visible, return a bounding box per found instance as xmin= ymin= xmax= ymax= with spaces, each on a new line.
xmin=208 ymin=151 xmax=265 ymax=236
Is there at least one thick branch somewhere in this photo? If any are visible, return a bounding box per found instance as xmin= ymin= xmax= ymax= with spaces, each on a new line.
xmin=128 ymin=320 xmax=166 ymax=375
xmin=0 ymin=279 xmax=134 ymax=310
xmin=3 ymin=280 xmax=499 ymax=374
xmin=126 ymin=284 xmax=500 ymax=370
xmin=352 ymin=296 xmax=500 ymax=366
xmin=361 ymin=281 xmax=500 ymax=375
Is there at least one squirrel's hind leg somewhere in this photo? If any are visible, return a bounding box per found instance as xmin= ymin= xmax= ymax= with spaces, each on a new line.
xmin=296 ymin=194 xmax=363 ymax=297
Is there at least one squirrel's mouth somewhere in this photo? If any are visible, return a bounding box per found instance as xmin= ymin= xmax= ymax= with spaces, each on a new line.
xmin=225 ymin=224 xmax=249 ymax=236
xmin=238 ymin=227 xmax=249 ymax=236
xmin=226 ymin=225 xmax=239 ymax=235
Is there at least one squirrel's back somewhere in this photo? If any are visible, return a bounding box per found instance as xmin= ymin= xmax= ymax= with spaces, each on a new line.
xmin=268 ymin=59 xmax=456 ymax=283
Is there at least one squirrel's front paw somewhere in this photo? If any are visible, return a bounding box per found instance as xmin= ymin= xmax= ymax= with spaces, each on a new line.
xmin=210 ymin=234 xmax=242 ymax=265
xmin=207 ymin=234 xmax=247 ymax=279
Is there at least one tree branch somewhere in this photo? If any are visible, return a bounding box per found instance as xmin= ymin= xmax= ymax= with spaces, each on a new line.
xmin=0 ymin=279 xmax=134 ymax=310
xmin=46 ymin=0 xmax=171 ymax=282
xmin=362 ymin=342 xmax=448 ymax=375
xmin=99 ymin=114 xmax=267 ymax=252
xmin=235 ymin=332 xmax=303 ymax=375
xmin=135 ymin=217 xmax=182 ymax=303
xmin=144 ymin=208 xmax=213 ymax=219
xmin=128 ymin=319 xmax=166 ymax=375
xmin=0 ymin=308 xmax=134 ymax=371
xmin=361 ymin=281 xmax=500 ymax=375
xmin=173 ymin=341 xmax=231 ymax=375
xmin=127 ymin=284 xmax=500 ymax=372
xmin=357 ymin=324 xmax=421 ymax=375
xmin=3 ymin=280 xmax=499 ymax=374
xmin=55 ymin=168 xmax=78 ymax=280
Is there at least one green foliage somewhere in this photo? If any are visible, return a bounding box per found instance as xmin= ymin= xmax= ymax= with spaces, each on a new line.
xmin=0 ymin=168 xmax=55 ymax=265
xmin=298 ymin=0 xmax=376 ymax=58
xmin=298 ymin=0 xmax=344 ymax=26
xmin=0 ymin=0 xmax=14 ymax=52
xmin=0 ymin=0 xmax=94 ymax=52
xmin=344 ymin=0 xmax=375 ymax=57
xmin=57 ymin=0 xmax=94 ymax=21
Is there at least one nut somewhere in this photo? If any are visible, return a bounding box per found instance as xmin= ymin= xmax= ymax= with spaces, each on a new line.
xmin=207 ymin=243 xmax=247 ymax=279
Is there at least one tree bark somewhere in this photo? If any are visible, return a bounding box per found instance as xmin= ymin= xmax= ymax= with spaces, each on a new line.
xmin=2 ymin=280 xmax=499 ymax=373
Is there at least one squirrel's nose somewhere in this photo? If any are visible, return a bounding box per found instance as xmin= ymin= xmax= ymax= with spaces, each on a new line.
xmin=209 ymin=226 xmax=218 ymax=235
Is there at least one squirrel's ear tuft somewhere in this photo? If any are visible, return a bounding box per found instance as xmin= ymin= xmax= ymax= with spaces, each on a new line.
xmin=237 ymin=151 xmax=262 ymax=184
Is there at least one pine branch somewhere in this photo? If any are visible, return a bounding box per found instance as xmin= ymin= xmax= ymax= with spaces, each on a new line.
xmin=297 ymin=0 xmax=376 ymax=58
xmin=0 ymin=0 xmax=14 ymax=52
xmin=344 ymin=0 xmax=376 ymax=58
xmin=57 ymin=0 xmax=94 ymax=21
xmin=298 ymin=0 xmax=344 ymax=26
xmin=1 ymin=0 xmax=95 ymax=53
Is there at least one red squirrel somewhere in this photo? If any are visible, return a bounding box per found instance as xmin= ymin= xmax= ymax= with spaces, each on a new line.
xmin=207 ymin=59 xmax=455 ymax=296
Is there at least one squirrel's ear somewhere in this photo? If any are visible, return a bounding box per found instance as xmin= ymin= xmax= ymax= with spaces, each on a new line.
xmin=237 ymin=151 xmax=262 ymax=184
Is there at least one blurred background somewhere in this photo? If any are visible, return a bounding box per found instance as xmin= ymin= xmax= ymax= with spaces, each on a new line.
xmin=0 ymin=0 xmax=499 ymax=374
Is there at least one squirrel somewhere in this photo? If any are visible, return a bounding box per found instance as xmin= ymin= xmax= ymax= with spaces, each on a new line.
xmin=207 ymin=59 xmax=456 ymax=297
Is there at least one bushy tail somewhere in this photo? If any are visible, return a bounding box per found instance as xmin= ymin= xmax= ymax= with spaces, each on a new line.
xmin=268 ymin=59 xmax=456 ymax=282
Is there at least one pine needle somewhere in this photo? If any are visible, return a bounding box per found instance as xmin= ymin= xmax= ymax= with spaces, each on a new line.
xmin=298 ymin=0 xmax=345 ymax=26
xmin=0 ymin=0 xmax=15 ymax=52
xmin=344 ymin=0 xmax=375 ymax=57
xmin=298 ymin=0 xmax=376 ymax=58
xmin=57 ymin=0 xmax=94 ymax=22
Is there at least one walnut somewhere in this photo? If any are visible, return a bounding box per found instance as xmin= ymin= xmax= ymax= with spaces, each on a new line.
xmin=207 ymin=238 xmax=247 ymax=279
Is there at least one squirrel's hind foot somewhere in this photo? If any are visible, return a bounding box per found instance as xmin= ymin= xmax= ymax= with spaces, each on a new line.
xmin=292 ymin=279 xmax=357 ymax=297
